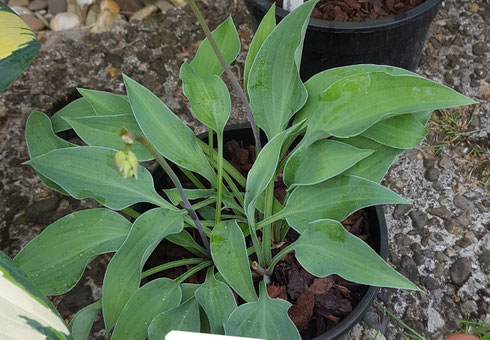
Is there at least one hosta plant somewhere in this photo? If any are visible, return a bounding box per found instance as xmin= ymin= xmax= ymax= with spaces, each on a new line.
xmin=1 ymin=0 xmax=476 ymax=339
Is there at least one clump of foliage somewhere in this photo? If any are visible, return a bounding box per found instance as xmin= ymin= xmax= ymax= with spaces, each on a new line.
xmin=0 ymin=0 xmax=476 ymax=339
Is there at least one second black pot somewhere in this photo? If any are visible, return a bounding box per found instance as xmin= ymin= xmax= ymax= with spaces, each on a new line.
xmin=244 ymin=0 xmax=442 ymax=80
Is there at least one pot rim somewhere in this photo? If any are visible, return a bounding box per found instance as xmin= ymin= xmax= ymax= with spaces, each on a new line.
xmin=245 ymin=0 xmax=443 ymax=32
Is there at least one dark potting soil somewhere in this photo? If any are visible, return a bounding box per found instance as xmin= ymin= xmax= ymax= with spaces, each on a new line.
xmin=269 ymin=0 xmax=423 ymax=22
xmin=144 ymin=139 xmax=374 ymax=338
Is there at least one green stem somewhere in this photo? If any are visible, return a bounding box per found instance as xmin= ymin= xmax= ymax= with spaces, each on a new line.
xmin=121 ymin=208 xmax=141 ymax=219
xmin=268 ymin=243 xmax=297 ymax=274
xmin=176 ymin=261 xmax=213 ymax=284
xmin=222 ymin=171 xmax=244 ymax=206
xmin=208 ymin=129 xmax=214 ymax=162
xmin=255 ymin=209 xmax=287 ymax=232
xmin=249 ymin=222 xmax=264 ymax=267
xmin=180 ymin=167 xmax=206 ymax=189
xmin=262 ymin=180 xmax=274 ymax=265
xmin=186 ymin=0 xmax=262 ymax=153
xmin=215 ymin=133 xmax=224 ymax=223
xmin=141 ymin=258 xmax=206 ymax=279
xmin=197 ymin=138 xmax=246 ymax=187
xmin=374 ymin=301 xmax=428 ymax=340
xmin=136 ymin=136 xmax=211 ymax=255
xmin=192 ymin=197 xmax=216 ymax=210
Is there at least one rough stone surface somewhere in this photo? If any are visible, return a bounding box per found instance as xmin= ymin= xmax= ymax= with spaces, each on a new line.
xmin=449 ymin=258 xmax=473 ymax=285
xmin=0 ymin=0 xmax=488 ymax=339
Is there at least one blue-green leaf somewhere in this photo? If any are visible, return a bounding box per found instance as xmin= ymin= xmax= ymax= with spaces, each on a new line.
xmin=243 ymin=4 xmax=276 ymax=96
xmin=68 ymin=300 xmax=101 ymax=340
xmin=112 ymin=279 xmax=182 ymax=340
xmin=78 ymin=88 xmax=131 ymax=115
xmin=15 ymin=209 xmax=131 ymax=295
xmin=102 ymin=208 xmax=184 ymax=332
xmin=295 ymin=219 xmax=419 ymax=290
xmin=180 ymin=61 xmax=230 ymax=133
xmin=224 ymin=281 xmax=299 ymax=340
xmin=305 ymin=72 xmax=476 ymax=141
xmin=195 ymin=268 xmax=237 ymax=334
xmin=294 ymin=64 xmax=417 ymax=125
xmin=27 ymin=146 xmax=171 ymax=210
xmin=147 ymin=297 xmax=200 ymax=339
xmin=247 ymin=0 xmax=318 ymax=139
xmin=336 ymin=136 xmax=404 ymax=183
xmin=123 ymin=74 xmax=216 ymax=184
xmin=283 ymin=139 xmax=373 ymax=187
xmin=361 ymin=113 xmax=428 ymax=149
xmin=190 ymin=16 xmax=240 ymax=77
xmin=211 ymin=221 xmax=257 ymax=302
xmin=25 ymin=111 xmax=74 ymax=194
xmin=283 ymin=175 xmax=410 ymax=232
xmin=51 ymin=98 xmax=96 ymax=133
xmin=64 ymin=114 xmax=153 ymax=161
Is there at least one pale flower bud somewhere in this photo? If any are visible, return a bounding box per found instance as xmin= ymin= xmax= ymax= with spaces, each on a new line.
xmin=114 ymin=150 xmax=138 ymax=179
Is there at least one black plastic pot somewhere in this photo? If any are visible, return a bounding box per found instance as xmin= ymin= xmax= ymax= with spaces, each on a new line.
xmin=244 ymin=0 xmax=442 ymax=80
xmin=141 ymin=124 xmax=388 ymax=339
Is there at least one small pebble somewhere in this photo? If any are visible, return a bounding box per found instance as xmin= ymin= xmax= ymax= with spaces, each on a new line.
xmin=449 ymin=257 xmax=472 ymax=285
xmin=472 ymin=42 xmax=489 ymax=56
xmin=129 ymin=4 xmax=157 ymax=23
xmin=20 ymin=14 xmax=45 ymax=30
xmin=470 ymin=3 xmax=479 ymax=12
xmin=155 ymin=0 xmax=172 ymax=12
xmin=169 ymin=0 xmax=185 ymax=6
xmin=28 ymin=0 xmax=48 ymax=10
xmin=8 ymin=0 xmax=29 ymax=6
xmin=49 ymin=11 xmax=81 ymax=31
xmin=48 ymin=0 xmax=67 ymax=15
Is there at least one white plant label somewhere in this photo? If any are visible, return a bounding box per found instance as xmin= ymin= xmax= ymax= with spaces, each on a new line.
xmin=283 ymin=0 xmax=303 ymax=12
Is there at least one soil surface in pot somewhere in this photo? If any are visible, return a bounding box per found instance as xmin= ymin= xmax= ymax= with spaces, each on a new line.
xmin=144 ymin=139 xmax=375 ymax=339
xmin=269 ymin=0 xmax=423 ymax=22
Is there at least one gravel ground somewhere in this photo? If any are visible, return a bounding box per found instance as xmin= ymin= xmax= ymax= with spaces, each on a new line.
xmin=0 ymin=0 xmax=488 ymax=339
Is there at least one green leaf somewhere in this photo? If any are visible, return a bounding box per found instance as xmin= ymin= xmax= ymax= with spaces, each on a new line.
xmin=283 ymin=175 xmax=410 ymax=233
xmin=123 ymin=74 xmax=216 ymax=184
xmin=27 ymin=146 xmax=171 ymax=210
xmin=243 ymin=4 xmax=276 ymax=96
xmin=412 ymin=110 xmax=433 ymax=125
xmin=190 ymin=16 xmax=240 ymax=77
xmin=245 ymin=125 xmax=302 ymax=224
xmin=294 ymin=64 xmax=417 ymax=125
xmin=0 ymin=2 xmax=40 ymax=93
xmin=78 ymin=88 xmax=131 ymax=115
xmin=147 ymin=298 xmax=200 ymax=339
xmin=283 ymin=139 xmax=374 ymax=187
xmin=112 ymin=279 xmax=182 ymax=340
xmin=306 ymin=72 xmax=477 ymax=140
xmin=51 ymin=98 xmax=96 ymax=133
xmin=166 ymin=230 xmax=208 ymax=258
xmin=224 ymin=281 xmax=299 ymax=340
xmin=64 ymin=114 xmax=153 ymax=161
xmin=164 ymin=188 xmax=215 ymax=206
xmin=210 ymin=220 xmax=257 ymax=302
xmin=102 ymin=208 xmax=184 ymax=332
xmin=180 ymin=283 xmax=200 ymax=302
xmin=336 ymin=136 xmax=404 ymax=182
xmin=0 ymin=251 xmax=70 ymax=339
xmin=295 ymin=219 xmax=419 ymax=290
xmin=68 ymin=300 xmax=101 ymax=340
xmin=361 ymin=113 xmax=428 ymax=149
xmin=15 ymin=209 xmax=131 ymax=295
xmin=195 ymin=268 xmax=237 ymax=334
xmin=180 ymin=62 xmax=230 ymax=133
xmin=247 ymin=0 xmax=317 ymax=139
xmin=25 ymin=111 xmax=74 ymax=194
